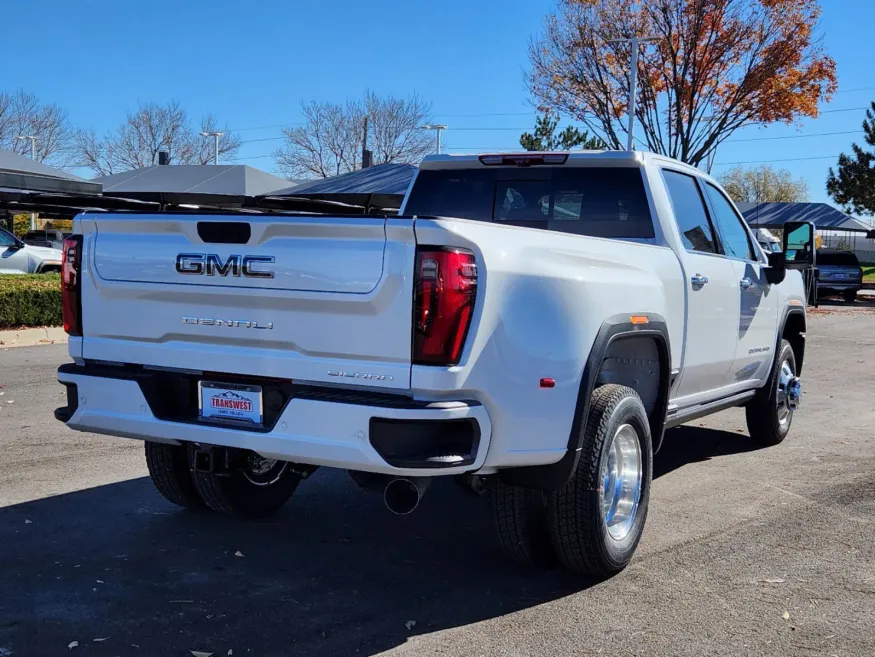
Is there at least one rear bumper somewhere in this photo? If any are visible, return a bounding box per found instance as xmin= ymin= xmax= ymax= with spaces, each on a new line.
xmin=57 ymin=364 xmax=491 ymax=477
xmin=817 ymin=282 xmax=861 ymax=292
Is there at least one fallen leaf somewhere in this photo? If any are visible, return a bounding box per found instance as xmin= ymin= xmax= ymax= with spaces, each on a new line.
xmin=228 ymin=651 xmax=233 ymax=656
xmin=93 ymin=637 xmax=109 ymax=642
xmin=782 ymin=611 xmax=791 ymax=620
xmin=25 ymin=519 xmax=32 ymax=524
xmin=405 ymin=620 xmax=416 ymax=630
xmin=234 ymin=551 xmax=244 ymax=558
xmin=190 ymin=652 xmax=214 ymax=657
xmin=96 ymin=580 xmax=104 ymax=584
xmin=131 ymin=645 xmax=140 ymax=649
xmin=68 ymin=641 xmax=79 ymax=650
xmin=5 ymin=400 xmax=13 ymax=404
xmin=760 ymin=578 xmax=786 ymax=584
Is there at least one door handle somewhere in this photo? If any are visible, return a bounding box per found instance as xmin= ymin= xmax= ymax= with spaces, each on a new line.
xmin=691 ymin=274 xmax=709 ymax=287
xmin=739 ymin=277 xmax=756 ymax=290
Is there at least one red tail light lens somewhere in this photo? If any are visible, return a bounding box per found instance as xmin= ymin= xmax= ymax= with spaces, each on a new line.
xmin=61 ymin=236 xmax=83 ymax=336
xmin=413 ymin=248 xmax=478 ymax=365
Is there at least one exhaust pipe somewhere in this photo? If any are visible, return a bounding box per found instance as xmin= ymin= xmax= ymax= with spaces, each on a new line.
xmin=383 ymin=477 xmax=431 ymax=515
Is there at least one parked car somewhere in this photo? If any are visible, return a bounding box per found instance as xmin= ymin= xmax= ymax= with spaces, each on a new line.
xmin=54 ymin=151 xmax=811 ymax=578
xmin=816 ymin=249 xmax=862 ymax=302
xmin=754 ymin=228 xmax=781 ymax=254
xmin=22 ymin=229 xmax=70 ymax=250
xmin=0 ymin=226 xmax=63 ymax=274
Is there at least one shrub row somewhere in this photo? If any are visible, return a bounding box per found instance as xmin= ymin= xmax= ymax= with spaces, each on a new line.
xmin=0 ymin=274 xmax=63 ymax=329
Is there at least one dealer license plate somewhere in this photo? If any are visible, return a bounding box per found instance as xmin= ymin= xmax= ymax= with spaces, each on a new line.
xmin=199 ymin=381 xmax=263 ymax=425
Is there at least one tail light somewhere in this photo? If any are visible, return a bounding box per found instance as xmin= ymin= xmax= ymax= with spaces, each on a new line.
xmin=413 ymin=247 xmax=478 ymax=365
xmin=61 ymin=235 xmax=83 ymax=336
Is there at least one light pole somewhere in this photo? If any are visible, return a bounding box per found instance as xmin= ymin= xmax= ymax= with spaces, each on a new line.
xmin=420 ymin=125 xmax=448 ymax=154
xmin=16 ymin=136 xmax=38 ymax=229
xmin=199 ymin=131 xmax=224 ymax=165
xmin=608 ymin=36 xmax=660 ymax=151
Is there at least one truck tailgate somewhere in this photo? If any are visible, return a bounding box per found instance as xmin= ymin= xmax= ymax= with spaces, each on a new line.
xmin=78 ymin=214 xmax=416 ymax=390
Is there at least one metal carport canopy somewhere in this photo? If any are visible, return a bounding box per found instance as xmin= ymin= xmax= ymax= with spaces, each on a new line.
xmin=737 ymin=202 xmax=872 ymax=233
xmin=0 ymin=149 xmax=102 ymax=197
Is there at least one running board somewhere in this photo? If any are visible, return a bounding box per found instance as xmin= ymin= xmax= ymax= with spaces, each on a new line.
xmin=664 ymin=390 xmax=756 ymax=429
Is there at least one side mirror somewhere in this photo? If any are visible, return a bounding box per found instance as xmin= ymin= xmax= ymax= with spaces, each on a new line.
xmin=765 ymin=251 xmax=786 ymax=285
xmin=782 ymin=221 xmax=816 ymax=269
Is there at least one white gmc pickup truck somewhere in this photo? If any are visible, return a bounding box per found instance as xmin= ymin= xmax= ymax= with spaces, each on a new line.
xmin=55 ymin=151 xmax=812 ymax=578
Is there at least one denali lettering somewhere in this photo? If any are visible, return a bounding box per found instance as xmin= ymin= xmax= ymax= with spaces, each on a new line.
xmin=327 ymin=370 xmax=394 ymax=381
xmin=183 ymin=317 xmax=274 ymax=330
xmin=175 ymin=254 xmax=275 ymax=279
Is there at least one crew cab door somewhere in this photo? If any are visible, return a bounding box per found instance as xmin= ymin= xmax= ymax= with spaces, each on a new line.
xmin=702 ymin=183 xmax=778 ymax=383
xmin=661 ymin=170 xmax=739 ymax=400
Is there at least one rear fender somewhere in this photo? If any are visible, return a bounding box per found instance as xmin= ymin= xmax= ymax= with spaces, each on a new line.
xmin=499 ymin=313 xmax=671 ymax=490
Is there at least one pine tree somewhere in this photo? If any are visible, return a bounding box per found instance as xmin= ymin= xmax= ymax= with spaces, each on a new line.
xmin=519 ymin=114 xmax=605 ymax=151
xmin=827 ymin=102 xmax=875 ymax=215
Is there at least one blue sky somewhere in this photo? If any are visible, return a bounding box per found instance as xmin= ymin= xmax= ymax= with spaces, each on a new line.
xmin=4 ymin=0 xmax=874 ymax=210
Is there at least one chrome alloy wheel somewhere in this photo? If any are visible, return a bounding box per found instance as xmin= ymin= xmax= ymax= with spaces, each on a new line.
xmin=242 ymin=454 xmax=289 ymax=486
xmin=776 ymin=358 xmax=801 ymax=428
xmin=600 ymin=423 xmax=643 ymax=542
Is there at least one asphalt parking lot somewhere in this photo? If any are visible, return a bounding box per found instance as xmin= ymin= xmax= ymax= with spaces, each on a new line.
xmin=1 ymin=310 xmax=874 ymax=657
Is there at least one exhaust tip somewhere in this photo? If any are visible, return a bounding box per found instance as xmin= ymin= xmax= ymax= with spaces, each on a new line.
xmin=384 ymin=478 xmax=427 ymax=515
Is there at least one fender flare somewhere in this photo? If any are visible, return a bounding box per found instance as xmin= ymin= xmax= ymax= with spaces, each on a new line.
xmin=776 ymin=305 xmax=806 ymax=375
xmin=499 ymin=313 xmax=672 ymax=491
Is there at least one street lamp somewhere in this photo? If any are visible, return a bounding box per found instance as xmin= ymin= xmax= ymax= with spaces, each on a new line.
xmin=16 ymin=135 xmax=37 ymax=160
xmin=607 ymin=36 xmax=660 ymax=151
xmin=199 ymin=131 xmax=224 ymax=165
xmin=420 ymin=125 xmax=448 ymax=154
xmin=16 ymin=136 xmax=38 ymax=229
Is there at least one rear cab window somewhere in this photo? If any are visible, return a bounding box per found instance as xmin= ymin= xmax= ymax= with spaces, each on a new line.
xmin=817 ymin=251 xmax=861 ymax=267
xmin=404 ymin=166 xmax=655 ymax=239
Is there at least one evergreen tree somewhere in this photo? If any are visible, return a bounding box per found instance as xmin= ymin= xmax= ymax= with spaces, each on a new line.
xmin=827 ymin=102 xmax=875 ymax=215
xmin=519 ymin=114 xmax=605 ymax=151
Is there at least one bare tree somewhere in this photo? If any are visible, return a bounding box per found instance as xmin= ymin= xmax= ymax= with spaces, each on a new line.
xmin=0 ymin=89 xmax=74 ymax=166
xmin=719 ymin=165 xmax=809 ymax=203
xmin=74 ymin=101 xmax=241 ymax=175
xmin=275 ymin=91 xmax=433 ymax=179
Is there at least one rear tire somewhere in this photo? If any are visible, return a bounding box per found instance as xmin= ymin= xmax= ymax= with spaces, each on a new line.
xmin=843 ymin=289 xmax=857 ymax=303
xmin=192 ymin=453 xmax=301 ymax=518
xmin=746 ymin=339 xmax=798 ymax=447
xmin=492 ymin=479 xmax=554 ymax=567
xmin=547 ymin=384 xmax=652 ymax=579
xmin=144 ymin=442 xmax=205 ymax=509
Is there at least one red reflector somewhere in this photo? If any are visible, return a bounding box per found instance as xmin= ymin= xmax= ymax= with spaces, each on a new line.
xmin=540 ymin=378 xmax=556 ymax=389
xmin=61 ymin=236 xmax=83 ymax=336
xmin=413 ymin=248 xmax=477 ymax=366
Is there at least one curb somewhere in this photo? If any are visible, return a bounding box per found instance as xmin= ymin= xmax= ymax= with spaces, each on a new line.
xmin=0 ymin=327 xmax=68 ymax=348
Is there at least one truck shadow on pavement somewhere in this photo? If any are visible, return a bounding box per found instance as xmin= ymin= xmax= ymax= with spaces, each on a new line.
xmin=0 ymin=426 xmax=751 ymax=656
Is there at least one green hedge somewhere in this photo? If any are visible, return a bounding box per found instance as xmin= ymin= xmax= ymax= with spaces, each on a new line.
xmin=0 ymin=274 xmax=63 ymax=329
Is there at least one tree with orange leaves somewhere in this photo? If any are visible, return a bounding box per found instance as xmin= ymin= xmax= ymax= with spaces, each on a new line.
xmin=528 ymin=0 xmax=837 ymax=167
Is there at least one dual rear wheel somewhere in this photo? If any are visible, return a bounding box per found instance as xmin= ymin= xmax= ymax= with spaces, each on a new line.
xmin=144 ymin=442 xmax=301 ymax=518
xmin=493 ymin=384 xmax=652 ymax=579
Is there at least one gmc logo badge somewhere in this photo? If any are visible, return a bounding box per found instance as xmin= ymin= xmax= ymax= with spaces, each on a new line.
xmin=175 ymin=253 xmax=275 ymax=279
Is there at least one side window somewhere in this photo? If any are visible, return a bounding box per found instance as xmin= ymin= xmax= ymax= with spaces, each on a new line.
xmin=661 ymin=170 xmax=717 ymax=254
xmin=704 ymin=183 xmax=755 ymax=260
xmin=0 ymin=229 xmax=18 ymax=247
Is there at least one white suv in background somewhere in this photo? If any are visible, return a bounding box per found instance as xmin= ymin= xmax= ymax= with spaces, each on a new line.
xmin=0 ymin=226 xmax=63 ymax=274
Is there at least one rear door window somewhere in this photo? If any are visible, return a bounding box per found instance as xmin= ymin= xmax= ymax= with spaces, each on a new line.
xmin=405 ymin=166 xmax=655 ymax=239
xmin=661 ymin=170 xmax=718 ymax=254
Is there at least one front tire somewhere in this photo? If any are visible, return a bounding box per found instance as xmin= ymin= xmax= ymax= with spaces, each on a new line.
xmin=192 ymin=453 xmax=301 ymax=518
xmin=547 ymin=384 xmax=652 ymax=578
xmin=746 ymin=339 xmax=799 ymax=446
xmin=144 ymin=442 xmax=205 ymax=509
